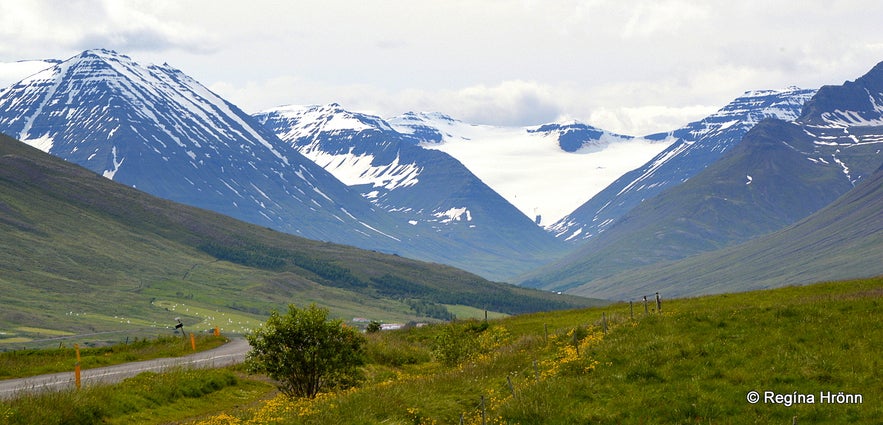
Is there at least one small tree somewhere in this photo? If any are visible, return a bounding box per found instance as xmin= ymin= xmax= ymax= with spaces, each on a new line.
xmin=246 ymin=303 xmax=366 ymax=398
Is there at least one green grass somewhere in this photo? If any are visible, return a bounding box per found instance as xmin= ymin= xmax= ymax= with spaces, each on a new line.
xmin=183 ymin=275 xmax=882 ymax=424
xmin=3 ymin=276 xmax=880 ymax=424
xmin=0 ymin=335 xmax=228 ymax=379
xmin=0 ymin=367 xmax=274 ymax=425
xmin=443 ymin=304 xmax=510 ymax=320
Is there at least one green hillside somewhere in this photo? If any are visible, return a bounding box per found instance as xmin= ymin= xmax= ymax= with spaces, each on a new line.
xmin=521 ymin=118 xmax=881 ymax=295
xmin=0 ymin=134 xmax=599 ymax=343
xmin=567 ymin=163 xmax=883 ymax=299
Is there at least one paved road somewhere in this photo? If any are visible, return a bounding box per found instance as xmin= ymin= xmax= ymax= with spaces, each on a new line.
xmin=0 ymin=337 xmax=250 ymax=400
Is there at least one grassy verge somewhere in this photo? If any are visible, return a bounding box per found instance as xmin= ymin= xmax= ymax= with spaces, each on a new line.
xmin=0 ymin=368 xmax=274 ymax=425
xmin=0 ymin=335 xmax=228 ymax=379
xmin=189 ymin=276 xmax=882 ymax=424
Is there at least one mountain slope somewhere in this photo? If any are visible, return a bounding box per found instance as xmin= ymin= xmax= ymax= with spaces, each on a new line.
xmin=548 ymin=87 xmax=816 ymax=241
xmin=520 ymin=63 xmax=883 ymax=293
xmin=0 ymin=49 xmax=416 ymax=256
xmin=0 ymin=133 xmax=600 ymax=334
xmin=253 ymin=104 xmax=569 ymax=280
xmin=389 ymin=112 xmax=673 ymax=226
xmin=567 ymin=162 xmax=883 ymax=299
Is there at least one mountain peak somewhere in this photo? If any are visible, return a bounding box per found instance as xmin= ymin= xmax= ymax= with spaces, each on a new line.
xmin=79 ymin=48 xmax=125 ymax=58
xmin=0 ymin=48 xmax=410 ymax=247
xmin=799 ymin=61 xmax=883 ymax=126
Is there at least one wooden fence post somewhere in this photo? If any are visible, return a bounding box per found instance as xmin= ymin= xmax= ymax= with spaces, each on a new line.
xmin=602 ymin=312 xmax=608 ymax=334
xmin=507 ymin=375 xmax=516 ymax=398
xmin=630 ymin=300 xmax=634 ymax=320
xmin=573 ymin=328 xmax=579 ymax=356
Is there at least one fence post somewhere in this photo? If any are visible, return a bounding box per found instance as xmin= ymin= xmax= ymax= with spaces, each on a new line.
xmin=656 ymin=292 xmax=662 ymax=312
xmin=602 ymin=312 xmax=608 ymax=334
xmin=643 ymin=296 xmax=649 ymax=316
xmin=630 ymin=300 xmax=634 ymax=320
xmin=573 ymin=328 xmax=579 ymax=356
xmin=544 ymin=324 xmax=548 ymax=344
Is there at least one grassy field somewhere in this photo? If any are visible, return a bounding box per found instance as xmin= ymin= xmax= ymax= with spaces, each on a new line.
xmin=195 ymin=275 xmax=883 ymax=424
xmin=3 ymin=276 xmax=880 ymax=424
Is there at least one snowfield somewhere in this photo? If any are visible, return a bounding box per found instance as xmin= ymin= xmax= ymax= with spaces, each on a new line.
xmin=392 ymin=115 xmax=673 ymax=226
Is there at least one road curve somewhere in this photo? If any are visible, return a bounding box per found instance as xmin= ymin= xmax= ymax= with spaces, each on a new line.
xmin=0 ymin=337 xmax=250 ymax=400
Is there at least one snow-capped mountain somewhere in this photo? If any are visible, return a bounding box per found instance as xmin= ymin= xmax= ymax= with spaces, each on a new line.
xmin=254 ymin=104 xmax=423 ymax=199
xmin=0 ymin=49 xmax=409 ymax=250
xmin=548 ymin=86 xmax=817 ymax=242
xmin=520 ymin=63 xmax=883 ymax=294
xmin=253 ymin=104 xmax=569 ymax=278
xmin=389 ymin=112 xmax=673 ymax=226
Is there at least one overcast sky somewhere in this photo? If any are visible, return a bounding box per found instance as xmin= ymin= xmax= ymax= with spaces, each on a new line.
xmin=1 ymin=0 xmax=882 ymax=135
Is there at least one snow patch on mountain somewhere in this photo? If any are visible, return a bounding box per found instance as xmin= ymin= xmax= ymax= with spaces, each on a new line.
xmin=300 ymin=148 xmax=421 ymax=190
xmin=435 ymin=207 xmax=472 ymax=224
xmin=21 ymin=134 xmax=55 ymax=153
xmin=103 ymin=146 xmax=125 ymax=179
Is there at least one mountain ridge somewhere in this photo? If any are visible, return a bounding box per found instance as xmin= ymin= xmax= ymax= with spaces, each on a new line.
xmin=521 ymin=62 xmax=883 ymax=295
xmin=253 ymin=103 xmax=570 ymax=280
xmin=0 ymin=49 xmax=562 ymax=281
xmin=548 ymin=86 xmax=817 ymax=241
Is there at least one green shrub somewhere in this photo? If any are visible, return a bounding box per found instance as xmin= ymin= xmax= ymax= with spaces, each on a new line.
xmin=246 ymin=304 xmax=367 ymax=398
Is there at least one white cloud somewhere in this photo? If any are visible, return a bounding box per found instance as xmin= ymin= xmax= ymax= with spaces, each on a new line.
xmin=4 ymin=0 xmax=883 ymax=136
xmin=0 ymin=1 xmax=217 ymax=58
xmin=588 ymin=105 xmax=718 ymax=137
xmin=423 ymin=81 xmax=564 ymax=127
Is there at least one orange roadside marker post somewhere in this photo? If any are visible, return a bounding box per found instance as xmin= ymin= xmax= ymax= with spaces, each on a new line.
xmin=74 ymin=343 xmax=81 ymax=390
